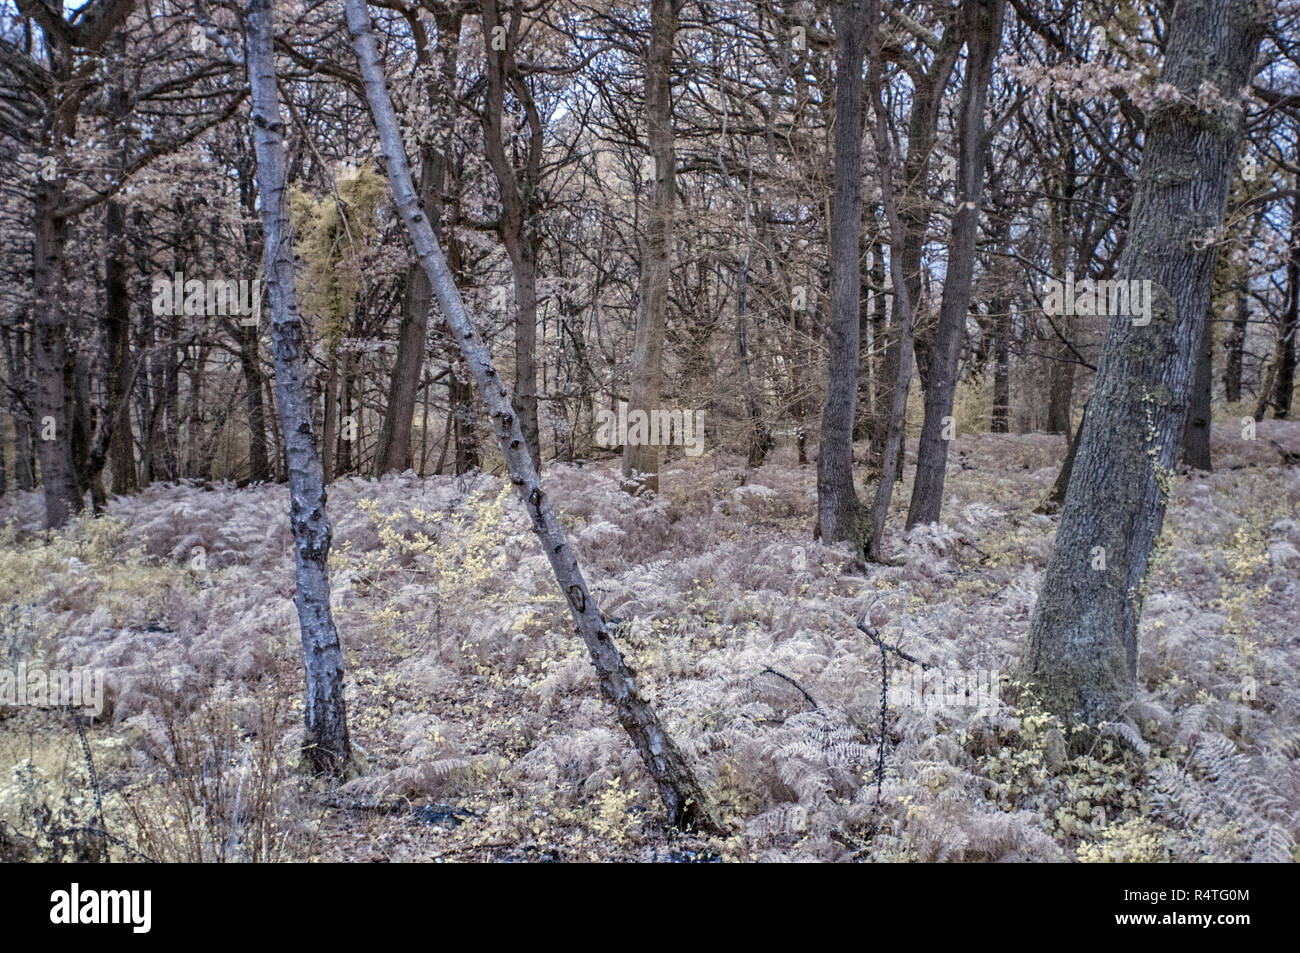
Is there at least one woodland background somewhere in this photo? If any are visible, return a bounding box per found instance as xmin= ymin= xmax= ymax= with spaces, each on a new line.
xmin=0 ymin=0 xmax=1297 ymax=862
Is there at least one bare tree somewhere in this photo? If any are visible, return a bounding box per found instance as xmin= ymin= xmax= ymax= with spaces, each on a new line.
xmin=344 ymin=0 xmax=714 ymax=829
xmin=621 ymin=0 xmax=682 ymax=494
xmin=815 ymin=0 xmax=869 ymax=551
xmin=907 ymin=0 xmax=1006 ymax=528
xmin=246 ymin=0 xmax=350 ymax=774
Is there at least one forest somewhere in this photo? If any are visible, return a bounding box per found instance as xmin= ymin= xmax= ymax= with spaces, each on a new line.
xmin=0 ymin=0 xmax=1297 ymax=865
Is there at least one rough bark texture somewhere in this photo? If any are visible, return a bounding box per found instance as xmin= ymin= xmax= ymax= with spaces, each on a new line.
xmin=621 ymin=0 xmax=681 ymax=494
xmin=246 ymin=0 xmax=350 ymax=776
xmin=1019 ymin=0 xmax=1264 ymax=726
xmin=816 ymin=0 xmax=868 ymax=550
xmin=907 ymin=0 xmax=1004 ymax=528
xmin=345 ymin=0 xmax=714 ymax=830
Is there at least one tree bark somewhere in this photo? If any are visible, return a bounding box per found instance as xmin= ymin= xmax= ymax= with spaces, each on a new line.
xmin=33 ymin=177 xmax=82 ymax=527
xmin=1182 ymin=294 xmax=1214 ymax=469
xmin=246 ymin=0 xmax=350 ymax=775
xmin=481 ymin=0 xmax=543 ymax=471
xmin=374 ymin=155 xmax=436 ymax=476
xmin=345 ymin=0 xmax=714 ymax=829
xmin=1019 ymin=0 xmax=1264 ymax=726
xmin=621 ymin=0 xmax=681 ymax=494
xmin=816 ymin=0 xmax=868 ymax=550
xmin=864 ymin=0 xmax=919 ymax=562
xmin=907 ymin=0 xmax=1005 ymax=528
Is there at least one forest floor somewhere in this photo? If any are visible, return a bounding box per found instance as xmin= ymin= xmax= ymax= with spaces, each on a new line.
xmin=1 ymin=420 xmax=1298 ymax=862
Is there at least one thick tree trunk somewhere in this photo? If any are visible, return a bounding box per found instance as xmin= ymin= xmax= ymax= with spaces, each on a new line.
xmin=907 ymin=0 xmax=1004 ymax=528
xmin=1019 ymin=0 xmax=1263 ymax=726
xmin=246 ymin=0 xmax=350 ymax=776
xmin=622 ymin=0 xmax=680 ymax=494
xmin=345 ymin=0 xmax=714 ymax=829
xmin=816 ymin=0 xmax=868 ymax=550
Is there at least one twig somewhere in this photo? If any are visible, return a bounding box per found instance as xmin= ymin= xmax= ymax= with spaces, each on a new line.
xmin=856 ymin=619 xmax=936 ymax=670
xmin=70 ymin=708 xmax=105 ymax=832
xmin=72 ymin=827 xmax=157 ymax=863
xmin=856 ymin=605 xmax=939 ymax=841
xmin=759 ymin=666 xmax=819 ymax=710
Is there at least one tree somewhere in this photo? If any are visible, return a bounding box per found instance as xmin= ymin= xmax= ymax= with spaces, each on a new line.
xmin=344 ymin=0 xmax=714 ymax=829
xmin=621 ymin=0 xmax=682 ymax=495
xmin=907 ymin=0 xmax=1006 ymax=528
xmin=1019 ymin=0 xmax=1266 ymax=727
xmin=245 ymin=0 xmax=351 ymax=775
xmin=815 ymin=0 xmax=868 ymax=551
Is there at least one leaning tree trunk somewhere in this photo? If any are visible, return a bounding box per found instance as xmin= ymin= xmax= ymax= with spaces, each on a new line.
xmin=344 ymin=0 xmax=713 ymax=829
xmin=245 ymin=0 xmax=350 ymax=775
xmin=816 ymin=0 xmax=868 ymax=550
xmin=907 ymin=0 xmax=1005 ymax=528
xmin=1019 ymin=0 xmax=1264 ymax=727
xmin=621 ymin=0 xmax=679 ymax=495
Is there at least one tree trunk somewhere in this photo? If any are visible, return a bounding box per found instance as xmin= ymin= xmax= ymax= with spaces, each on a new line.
xmin=345 ymin=0 xmax=714 ymax=829
xmin=1019 ymin=0 xmax=1263 ymax=726
xmin=1223 ymin=283 xmax=1248 ymax=402
xmin=816 ymin=0 xmax=868 ymax=550
xmin=246 ymin=0 xmax=351 ymax=776
xmin=376 ymin=148 xmax=440 ymax=476
xmin=622 ymin=0 xmax=680 ymax=495
xmin=1273 ymin=192 xmax=1299 ymax=418
xmin=1182 ymin=296 xmax=1214 ymax=469
xmin=907 ymin=0 xmax=1005 ymax=528
xmin=104 ymin=34 xmax=136 ymax=496
xmin=992 ymin=295 xmax=1011 ymax=433
xmin=32 ymin=177 xmax=82 ymax=528
xmin=864 ymin=0 xmax=920 ymax=562
xmin=4 ymin=328 xmax=37 ymax=491
xmin=240 ymin=325 xmax=271 ymax=483
xmin=481 ymin=0 xmax=543 ymax=470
